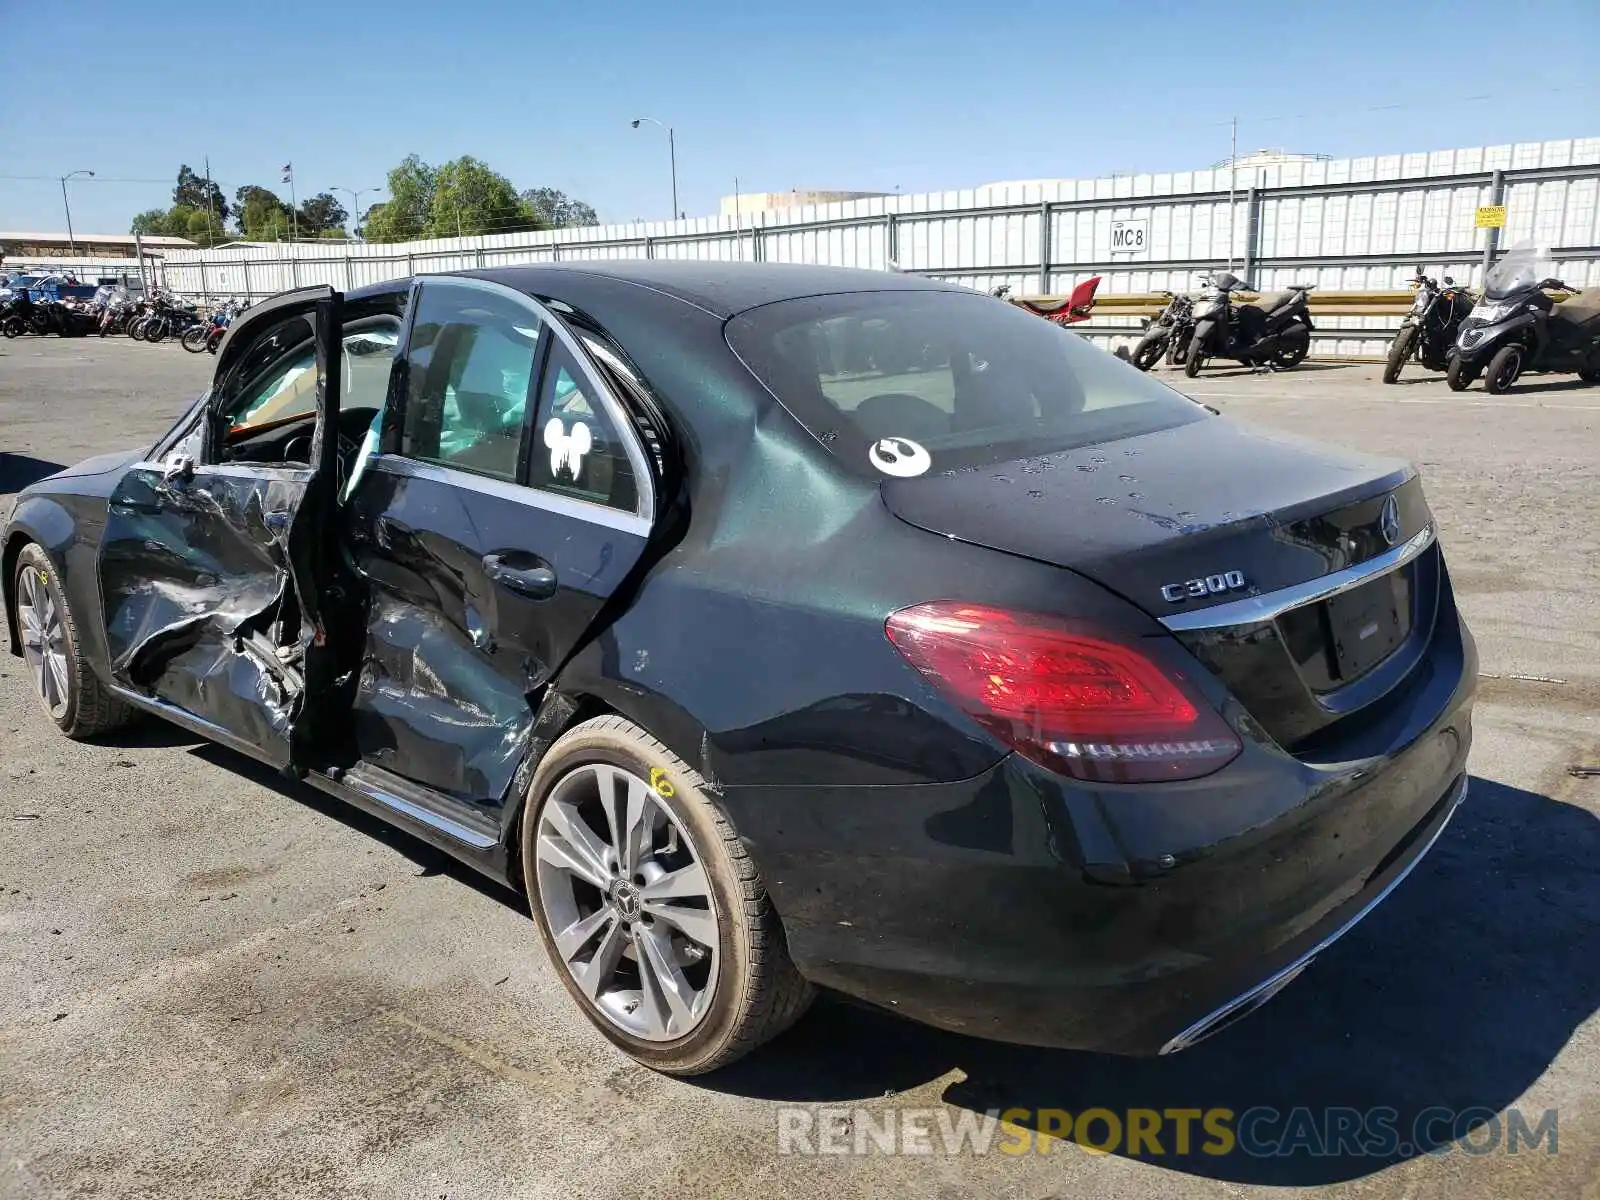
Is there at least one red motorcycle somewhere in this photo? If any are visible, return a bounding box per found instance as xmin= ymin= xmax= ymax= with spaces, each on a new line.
xmin=999 ymin=276 xmax=1103 ymax=326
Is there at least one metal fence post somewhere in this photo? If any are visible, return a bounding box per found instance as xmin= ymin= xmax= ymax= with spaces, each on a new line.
xmin=242 ymin=259 xmax=252 ymax=303
xmin=345 ymin=253 xmax=355 ymax=290
xmin=1481 ymin=169 xmax=1505 ymax=279
xmin=1242 ymin=186 xmax=1261 ymax=285
xmin=1039 ymin=202 xmax=1052 ymax=294
xmin=644 ymin=236 xmax=655 ymax=260
xmin=198 ymin=257 xmax=209 ymax=300
xmin=885 ymin=212 xmax=898 ymax=269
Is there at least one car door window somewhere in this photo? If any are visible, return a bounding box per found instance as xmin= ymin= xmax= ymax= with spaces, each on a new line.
xmin=226 ymin=324 xmax=399 ymax=437
xmin=528 ymin=340 xmax=638 ymax=512
xmin=400 ymin=283 xmax=541 ymax=482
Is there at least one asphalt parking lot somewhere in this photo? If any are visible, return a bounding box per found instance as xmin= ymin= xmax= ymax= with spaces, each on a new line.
xmin=1 ymin=337 xmax=1597 ymax=1199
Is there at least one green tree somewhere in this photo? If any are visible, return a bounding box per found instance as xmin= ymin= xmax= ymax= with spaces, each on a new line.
xmin=362 ymin=154 xmax=436 ymax=243
xmin=296 ymin=192 xmax=349 ymax=237
xmin=429 ymin=156 xmax=544 ymax=238
xmin=130 ymin=209 xmax=173 ymax=237
xmin=174 ymin=165 xmax=228 ymax=226
xmin=522 ymin=187 xmax=598 ymax=228
xmin=234 ymin=185 xmax=292 ymax=241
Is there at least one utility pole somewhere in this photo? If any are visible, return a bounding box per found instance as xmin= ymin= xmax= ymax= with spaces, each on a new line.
xmin=204 ymin=155 xmax=217 ymax=244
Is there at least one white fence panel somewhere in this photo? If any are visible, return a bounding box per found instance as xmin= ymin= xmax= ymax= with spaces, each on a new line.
xmin=154 ymin=137 xmax=1599 ymax=348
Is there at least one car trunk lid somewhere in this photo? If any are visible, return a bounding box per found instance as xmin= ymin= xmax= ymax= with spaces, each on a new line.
xmin=880 ymin=417 xmax=1439 ymax=752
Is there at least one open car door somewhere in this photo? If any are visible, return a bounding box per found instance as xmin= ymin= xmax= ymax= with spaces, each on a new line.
xmin=97 ymin=286 xmax=354 ymax=771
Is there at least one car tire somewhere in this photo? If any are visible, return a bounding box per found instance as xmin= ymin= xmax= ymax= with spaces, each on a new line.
xmin=521 ymin=715 xmax=813 ymax=1075
xmin=1484 ymin=344 xmax=1523 ymax=395
xmin=1445 ymin=355 xmax=1477 ymax=392
xmin=1184 ymin=350 xmax=1205 ymax=377
xmin=1383 ymin=326 xmax=1417 ymax=384
xmin=12 ymin=543 xmax=132 ymax=739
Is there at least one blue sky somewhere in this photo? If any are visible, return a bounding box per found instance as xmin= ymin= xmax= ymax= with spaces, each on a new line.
xmin=3 ymin=0 xmax=1597 ymax=235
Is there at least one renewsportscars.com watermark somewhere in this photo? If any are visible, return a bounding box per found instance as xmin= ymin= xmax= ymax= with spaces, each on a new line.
xmin=776 ymin=1106 xmax=1559 ymax=1158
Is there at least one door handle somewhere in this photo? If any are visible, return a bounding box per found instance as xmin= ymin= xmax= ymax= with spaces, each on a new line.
xmin=482 ymin=554 xmax=558 ymax=601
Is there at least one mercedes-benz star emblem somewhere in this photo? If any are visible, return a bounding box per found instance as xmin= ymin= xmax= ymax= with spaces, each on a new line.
xmin=1379 ymin=495 xmax=1401 ymax=547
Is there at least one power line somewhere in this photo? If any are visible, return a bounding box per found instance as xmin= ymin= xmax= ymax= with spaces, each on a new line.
xmin=0 ymin=174 xmax=174 ymax=184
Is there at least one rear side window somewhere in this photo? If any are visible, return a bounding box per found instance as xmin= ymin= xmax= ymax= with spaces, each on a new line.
xmin=401 ymin=283 xmax=542 ymax=481
xmin=528 ymin=341 xmax=638 ymax=512
xmin=726 ymin=290 xmax=1205 ymax=478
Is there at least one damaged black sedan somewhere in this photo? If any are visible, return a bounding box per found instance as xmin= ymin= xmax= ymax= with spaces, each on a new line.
xmin=3 ymin=263 xmax=1474 ymax=1074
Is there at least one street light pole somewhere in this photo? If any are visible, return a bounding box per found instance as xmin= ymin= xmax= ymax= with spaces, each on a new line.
xmin=631 ymin=117 xmax=679 ymax=220
xmin=331 ymin=186 xmax=384 ymax=239
xmin=60 ymin=169 xmax=94 ymax=256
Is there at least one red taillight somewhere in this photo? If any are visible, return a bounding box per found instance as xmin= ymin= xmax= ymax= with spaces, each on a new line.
xmin=885 ymin=601 xmax=1241 ymax=784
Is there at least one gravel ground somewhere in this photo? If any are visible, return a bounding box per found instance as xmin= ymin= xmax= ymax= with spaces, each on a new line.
xmin=1 ymin=337 xmax=1597 ymax=1199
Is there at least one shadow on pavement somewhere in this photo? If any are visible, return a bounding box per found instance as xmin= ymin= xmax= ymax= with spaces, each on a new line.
xmin=709 ymin=774 xmax=1598 ymax=1185
xmin=0 ymin=453 xmax=64 ymax=495
xmin=184 ymin=741 xmax=530 ymax=913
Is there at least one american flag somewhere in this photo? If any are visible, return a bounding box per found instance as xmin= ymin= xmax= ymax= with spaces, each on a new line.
xmin=280 ymin=163 xmax=293 ymax=183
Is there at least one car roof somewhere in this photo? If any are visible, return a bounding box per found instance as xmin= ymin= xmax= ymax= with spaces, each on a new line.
xmin=442 ymin=260 xmax=964 ymax=320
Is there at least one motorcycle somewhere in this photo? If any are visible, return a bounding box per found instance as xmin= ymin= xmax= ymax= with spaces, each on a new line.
xmin=1384 ymin=270 xmax=1476 ymax=382
xmin=1008 ymin=276 xmax=1104 ymax=327
xmin=1 ymin=291 xmax=36 ymax=338
xmin=1184 ymin=273 xmax=1315 ymax=376
xmin=1447 ymin=240 xmax=1600 ymax=393
xmin=181 ymin=299 xmax=240 ymax=353
xmin=1130 ymin=291 xmax=1197 ymax=370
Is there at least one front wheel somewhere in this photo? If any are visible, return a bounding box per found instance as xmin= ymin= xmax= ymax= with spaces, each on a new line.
xmin=1 ymin=316 xmax=22 ymax=338
xmin=1445 ymin=355 xmax=1478 ymax=392
xmin=128 ymin=318 xmax=148 ymax=342
xmin=523 ymin=716 xmax=813 ymax=1075
xmin=180 ymin=325 xmax=210 ymax=353
xmin=144 ymin=318 xmax=168 ymax=344
xmin=1383 ymin=325 xmax=1418 ymax=384
xmin=12 ymin=544 xmax=132 ymax=738
xmin=1131 ymin=334 xmax=1167 ymax=372
xmin=1184 ymin=349 xmax=1205 ymax=377
xmin=1483 ymin=344 xmax=1524 ymax=395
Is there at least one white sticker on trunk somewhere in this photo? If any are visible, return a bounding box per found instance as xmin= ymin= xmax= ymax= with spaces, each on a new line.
xmin=544 ymin=418 xmax=592 ymax=480
xmin=868 ymin=437 xmax=931 ymax=477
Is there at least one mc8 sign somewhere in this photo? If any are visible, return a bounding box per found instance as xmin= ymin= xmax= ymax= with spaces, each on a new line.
xmin=1110 ymin=219 xmax=1149 ymax=255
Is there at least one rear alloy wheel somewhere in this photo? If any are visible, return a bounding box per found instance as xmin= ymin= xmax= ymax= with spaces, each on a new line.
xmin=1483 ymin=344 xmax=1523 ymax=395
xmin=1383 ymin=326 xmax=1418 ymax=384
xmin=12 ymin=544 xmax=130 ymax=737
xmin=1445 ymin=355 xmax=1477 ymax=392
xmin=524 ymin=716 xmax=812 ymax=1075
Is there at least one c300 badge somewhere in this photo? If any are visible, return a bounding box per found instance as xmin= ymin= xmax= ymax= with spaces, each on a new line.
xmin=1161 ymin=571 xmax=1248 ymax=603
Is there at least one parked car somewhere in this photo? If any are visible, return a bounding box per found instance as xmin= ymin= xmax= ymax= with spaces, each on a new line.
xmin=3 ymin=263 xmax=1474 ymax=1075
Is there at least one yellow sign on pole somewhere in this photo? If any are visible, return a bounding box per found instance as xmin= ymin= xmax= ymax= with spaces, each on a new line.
xmin=1475 ymin=205 xmax=1507 ymax=229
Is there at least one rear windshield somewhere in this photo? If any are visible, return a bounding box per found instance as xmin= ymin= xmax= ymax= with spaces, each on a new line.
xmin=725 ymin=289 xmax=1205 ymax=478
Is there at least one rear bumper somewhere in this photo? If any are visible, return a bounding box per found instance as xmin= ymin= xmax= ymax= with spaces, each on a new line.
xmin=721 ymin=623 xmax=1474 ymax=1055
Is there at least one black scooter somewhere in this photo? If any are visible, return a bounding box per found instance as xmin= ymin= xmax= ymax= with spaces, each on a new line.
xmin=1447 ymin=241 xmax=1600 ymax=393
xmin=1383 ymin=270 xmax=1475 ymax=383
xmin=1130 ymin=291 xmax=1196 ymax=370
xmin=1184 ymin=273 xmax=1315 ymax=376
